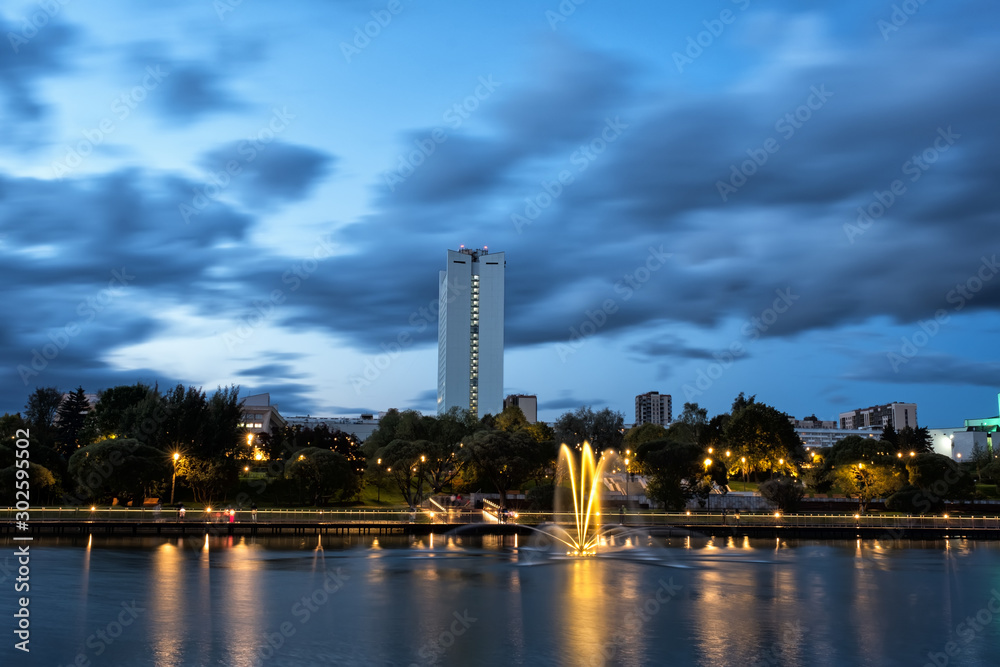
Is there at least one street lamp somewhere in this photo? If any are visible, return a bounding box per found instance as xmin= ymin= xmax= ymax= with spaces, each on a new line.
xmin=170 ymin=452 xmax=180 ymax=504
xmin=740 ymin=456 xmax=747 ymax=485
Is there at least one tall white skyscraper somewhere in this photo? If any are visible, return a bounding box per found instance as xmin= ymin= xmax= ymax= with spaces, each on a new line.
xmin=438 ymin=247 xmax=504 ymax=418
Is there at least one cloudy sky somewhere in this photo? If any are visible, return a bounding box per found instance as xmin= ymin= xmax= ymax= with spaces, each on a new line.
xmin=3 ymin=0 xmax=999 ymax=426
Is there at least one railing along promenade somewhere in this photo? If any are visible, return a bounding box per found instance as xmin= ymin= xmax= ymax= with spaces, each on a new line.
xmin=4 ymin=507 xmax=1000 ymax=536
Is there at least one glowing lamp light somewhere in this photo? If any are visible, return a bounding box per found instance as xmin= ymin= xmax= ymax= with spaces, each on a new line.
xmin=173 ymin=452 xmax=180 ymax=461
xmin=704 ymin=458 xmax=713 ymax=467
xmin=90 ymin=506 xmax=96 ymax=511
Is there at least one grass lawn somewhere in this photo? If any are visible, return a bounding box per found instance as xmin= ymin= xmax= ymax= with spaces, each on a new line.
xmin=726 ymin=480 xmax=760 ymax=493
xmin=976 ymin=483 xmax=1000 ymax=499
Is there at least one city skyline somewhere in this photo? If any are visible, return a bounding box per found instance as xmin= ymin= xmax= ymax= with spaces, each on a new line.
xmin=3 ymin=1 xmax=999 ymax=427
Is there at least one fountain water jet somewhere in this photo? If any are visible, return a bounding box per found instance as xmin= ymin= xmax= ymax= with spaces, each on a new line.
xmin=559 ymin=442 xmax=608 ymax=556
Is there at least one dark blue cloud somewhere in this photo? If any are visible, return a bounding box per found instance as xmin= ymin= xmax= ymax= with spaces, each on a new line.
xmin=0 ymin=14 xmax=77 ymax=147
xmin=201 ymin=141 xmax=335 ymax=208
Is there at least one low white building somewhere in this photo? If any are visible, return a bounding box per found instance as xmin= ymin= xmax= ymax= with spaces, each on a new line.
xmin=284 ymin=415 xmax=381 ymax=442
xmin=928 ymin=428 xmax=990 ymax=461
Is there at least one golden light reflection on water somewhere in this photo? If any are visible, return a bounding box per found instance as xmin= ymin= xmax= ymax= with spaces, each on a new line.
xmin=150 ymin=543 xmax=185 ymax=667
xmin=219 ymin=537 xmax=265 ymax=667
xmin=561 ymin=559 xmax=612 ymax=665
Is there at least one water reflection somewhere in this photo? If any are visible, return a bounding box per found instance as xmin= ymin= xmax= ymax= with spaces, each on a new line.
xmin=149 ymin=543 xmax=184 ymax=667
xmin=10 ymin=534 xmax=1000 ymax=667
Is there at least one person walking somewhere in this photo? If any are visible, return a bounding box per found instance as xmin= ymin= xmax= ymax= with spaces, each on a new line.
xmin=178 ymin=503 xmax=185 ymax=521
xmin=251 ymin=503 xmax=257 ymax=523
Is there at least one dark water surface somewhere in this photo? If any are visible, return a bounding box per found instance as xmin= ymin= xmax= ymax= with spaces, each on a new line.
xmin=3 ymin=532 xmax=1000 ymax=666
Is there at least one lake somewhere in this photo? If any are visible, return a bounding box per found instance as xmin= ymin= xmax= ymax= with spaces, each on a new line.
xmin=3 ymin=532 xmax=999 ymax=666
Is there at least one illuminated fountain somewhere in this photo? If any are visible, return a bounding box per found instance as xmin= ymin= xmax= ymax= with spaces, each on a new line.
xmin=552 ymin=442 xmax=608 ymax=556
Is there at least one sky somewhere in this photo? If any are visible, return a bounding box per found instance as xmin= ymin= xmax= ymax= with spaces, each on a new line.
xmin=2 ymin=0 xmax=999 ymax=427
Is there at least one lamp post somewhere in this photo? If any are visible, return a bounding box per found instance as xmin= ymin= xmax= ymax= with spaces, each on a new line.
xmin=704 ymin=458 xmax=712 ymax=512
xmin=377 ymin=458 xmax=382 ymax=502
xmin=623 ymin=457 xmax=630 ymax=501
xmin=170 ymin=452 xmax=180 ymax=504
xmin=420 ymin=455 xmax=426 ymax=506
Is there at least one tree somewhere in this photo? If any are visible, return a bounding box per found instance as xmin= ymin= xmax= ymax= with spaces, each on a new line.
xmin=833 ymin=462 xmax=904 ymax=512
xmin=162 ymin=384 xmax=209 ymax=456
xmin=675 ymin=402 xmax=708 ymax=443
xmin=554 ymin=406 xmax=625 ymax=450
xmin=82 ymin=383 xmax=156 ymax=442
xmin=0 ymin=413 xmax=28 ymax=444
xmin=0 ymin=462 xmax=57 ymax=505
xmin=724 ymin=399 xmax=805 ymax=479
xmin=895 ymin=426 xmax=933 ymax=455
xmin=463 ymin=429 xmax=540 ymax=506
xmin=376 ymin=438 xmax=431 ymax=507
xmin=970 ymin=441 xmax=992 ymax=481
xmin=68 ymin=439 xmax=169 ymax=506
xmin=623 ymin=423 xmax=668 ymax=452
xmin=495 ymin=405 xmax=529 ymax=433
xmin=174 ymin=456 xmax=237 ymax=505
xmin=636 ymin=439 xmax=726 ymax=511
xmin=287 ymin=425 xmax=365 ymax=477
xmin=55 ymin=386 xmax=91 ymax=456
xmin=524 ymin=421 xmax=554 ymax=443
xmin=759 ymin=478 xmax=806 ymax=512
xmin=880 ymin=424 xmax=897 ymax=448
xmin=906 ymin=453 xmax=975 ymax=501
xmin=201 ymin=385 xmax=242 ymax=459
xmin=24 ymin=387 xmax=63 ymax=429
xmin=285 ymin=447 xmax=358 ymax=505
xmin=419 ymin=439 xmax=465 ymax=495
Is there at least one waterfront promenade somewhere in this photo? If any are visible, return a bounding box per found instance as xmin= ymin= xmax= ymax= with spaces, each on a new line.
xmin=6 ymin=507 xmax=1000 ymax=540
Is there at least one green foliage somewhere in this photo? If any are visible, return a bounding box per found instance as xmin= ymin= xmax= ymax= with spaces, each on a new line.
xmin=981 ymin=460 xmax=1000 ymax=485
xmin=759 ymin=478 xmax=806 ymax=512
xmin=885 ymin=485 xmax=944 ymax=514
xmin=678 ymin=402 xmax=708 ymax=429
xmin=175 ymin=455 xmax=238 ymax=504
xmin=68 ymin=438 xmax=169 ymax=506
xmin=463 ymin=429 xmax=541 ymax=504
xmin=285 ymin=447 xmax=359 ymax=505
xmin=833 ymin=462 xmax=904 ymax=512
xmin=724 ymin=399 xmax=805 ymax=478
xmin=83 ymin=383 xmax=155 ymax=442
xmin=376 ymin=438 xmax=432 ymax=507
xmin=0 ymin=462 xmax=58 ymax=505
xmin=524 ymin=421 xmax=555 ymax=443
xmin=636 ymin=439 xmax=725 ymax=511
xmin=623 ymin=422 xmax=668 ymax=451
xmin=526 ymin=483 xmax=555 ymax=512
xmin=55 ymin=386 xmax=91 ymax=457
xmin=24 ymin=387 xmax=63 ymax=428
xmin=906 ymin=453 xmax=975 ymax=500
xmin=554 ymin=406 xmax=625 ymax=450
xmin=495 ymin=405 xmax=529 ymax=433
